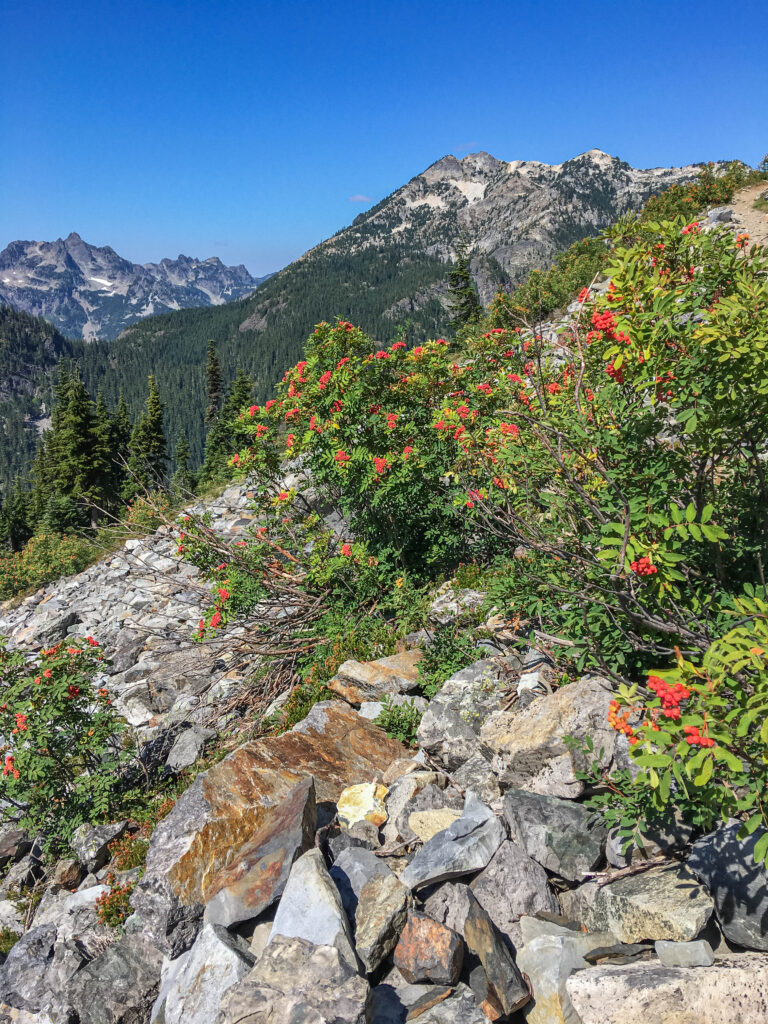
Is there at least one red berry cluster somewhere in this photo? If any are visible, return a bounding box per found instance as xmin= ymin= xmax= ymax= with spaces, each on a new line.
xmin=683 ymin=725 xmax=715 ymax=747
xmin=647 ymin=674 xmax=690 ymax=720
xmin=608 ymin=700 xmax=638 ymax=744
xmin=630 ymin=556 xmax=657 ymax=576
xmin=605 ymin=361 xmax=624 ymax=383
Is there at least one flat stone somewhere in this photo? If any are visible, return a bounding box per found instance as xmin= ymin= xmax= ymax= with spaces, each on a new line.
xmin=463 ymin=889 xmax=530 ymax=1017
xmin=480 ymin=676 xmax=625 ymax=798
xmin=400 ymin=794 xmax=505 ymax=890
xmin=130 ymin=702 xmax=406 ymax=954
xmin=393 ymin=911 xmax=463 ymax=985
xmin=165 ymin=725 xmax=216 ymax=771
xmin=687 ymin=821 xmax=768 ymax=951
xmin=408 ymin=809 xmax=462 ymax=843
xmin=338 ymin=783 xmax=389 ymax=829
xmin=269 ymin=849 xmax=358 ymax=971
xmin=204 ymin=776 xmax=316 ymax=928
xmin=330 ymin=651 xmax=423 ymax=705
xmin=503 ymin=788 xmax=606 ymax=881
xmin=470 ymin=840 xmax=559 ymax=947
xmin=218 ymin=935 xmax=372 ymax=1024
xmin=566 ymin=953 xmax=768 ymax=1024
xmin=355 ymin=871 xmax=409 ymax=973
xmin=655 ymin=939 xmax=715 ymax=968
xmin=588 ymin=864 xmax=713 ymax=942
xmin=151 ymin=922 xmax=253 ymax=1023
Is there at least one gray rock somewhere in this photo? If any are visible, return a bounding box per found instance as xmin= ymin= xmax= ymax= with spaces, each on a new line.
xmin=0 ymin=828 xmax=31 ymax=870
xmin=470 ymin=840 xmax=559 ymax=947
xmin=606 ymin=814 xmax=694 ymax=868
xmin=451 ymin=753 xmax=501 ymax=804
xmin=516 ymin=933 xmax=590 ymax=1024
xmin=65 ymin=933 xmax=164 ymax=1024
xmin=409 ymin=982 xmax=488 ymax=1023
xmin=558 ymin=880 xmax=600 ymax=927
xmin=165 ymin=725 xmax=216 ymax=771
xmin=566 ymin=952 xmax=768 ymax=1024
xmin=33 ymin=885 xmax=111 ymax=955
xmin=428 ymin=587 xmax=486 ymax=625
xmin=416 ymin=705 xmax=480 ymax=772
xmin=462 ymin=889 xmax=530 ymax=1016
xmin=269 ymin=849 xmax=358 ymax=971
xmin=687 ymin=821 xmax=768 ymax=951
xmin=395 ymin=784 xmax=462 ymax=847
xmin=588 ymin=864 xmax=713 ymax=942
xmin=217 ymin=935 xmax=372 ymax=1024
xmin=354 ymin=871 xmax=409 ymax=974
xmin=399 ymin=793 xmax=505 ymax=890
xmin=707 ymin=206 xmax=733 ymax=223
xmin=481 ymin=675 xmax=626 ymax=798
xmin=503 ymin=788 xmax=606 ymax=881
xmin=654 ymin=939 xmax=714 ymax=968
xmin=151 ymin=923 xmax=254 ymax=1024
xmin=330 ymin=847 xmax=396 ymax=923
xmin=71 ymin=821 xmax=127 ymax=873
xmin=0 ymin=924 xmax=56 ymax=1012
xmin=381 ymin=772 xmax=443 ymax=847
xmin=422 ymin=881 xmax=474 ymax=936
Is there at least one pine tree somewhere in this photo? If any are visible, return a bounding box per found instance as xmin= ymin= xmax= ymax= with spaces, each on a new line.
xmin=110 ymin=394 xmax=132 ymax=497
xmin=171 ymin=434 xmax=196 ymax=496
xmin=91 ymin=393 xmax=114 ymax=516
xmin=200 ymin=369 xmax=253 ymax=485
xmin=0 ymin=481 xmax=32 ymax=551
xmin=125 ymin=376 xmax=167 ymax=498
xmin=205 ymin=339 xmax=223 ymax=424
xmin=53 ymin=371 xmax=99 ymax=522
xmin=447 ymin=240 xmax=482 ymax=329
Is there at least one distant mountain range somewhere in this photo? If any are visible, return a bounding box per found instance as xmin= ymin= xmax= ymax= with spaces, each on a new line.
xmin=0 ymin=233 xmax=269 ymax=340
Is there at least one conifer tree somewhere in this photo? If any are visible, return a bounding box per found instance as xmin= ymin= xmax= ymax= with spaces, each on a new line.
xmin=110 ymin=394 xmax=132 ymax=497
xmin=200 ymin=368 xmax=253 ymax=485
xmin=53 ymin=372 xmax=99 ymax=519
xmin=125 ymin=375 xmax=167 ymax=497
xmin=205 ymin=339 xmax=223 ymax=424
xmin=447 ymin=240 xmax=482 ymax=329
xmin=172 ymin=434 xmax=196 ymax=495
xmin=0 ymin=481 xmax=32 ymax=551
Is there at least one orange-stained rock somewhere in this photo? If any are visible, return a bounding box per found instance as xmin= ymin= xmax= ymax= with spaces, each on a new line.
xmin=394 ymin=910 xmax=464 ymax=986
xmin=329 ymin=650 xmax=422 ymax=706
xmin=130 ymin=702 xmax=408 ymax=955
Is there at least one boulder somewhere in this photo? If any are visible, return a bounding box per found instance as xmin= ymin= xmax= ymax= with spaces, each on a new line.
xmin=65 ymin=933 xmax=164 ymax=1024
xmin=480 ymin=676 xmax=625 ymax=798
xmin=151 ymin=923 xmax=254 ymax=1024
xmin=34 ymin=885 xmax=111 ymax=955
xmin=0 ymin=924 xmax=56 ymax=1012
xmin=329 ymin=651 xmax=422 ymax=706
xmin=330 ymin=847 xmax=398 ymax=922
xmin=452 ymin=753 xmax=501 ymax=805
xmin=469 ymin=840 xmax=559 ymax=947
xmin=130 ymin=703 xmax=406 ymax=954
xmin=393 ymin=911 xmax=464 ymax=985
xmin=204 ymin=776 xmax=316 ymax=928
xmin=503 ymin=788 xmax=606 ymax=881
xmin=0 ymin=829 xmax=31 ymax=870
xmin=516 ymin=933 xmax=590 ymax=1024
xmin=338 ymin=783 xmax=389 ymax=830
xmin=587 ymin=864 xmax=713 ymax=942
xmin=49 ymin=858 xmax=84 ymax=891
xmin=165 ymin=725 xmax=217 ymax=772
xmin=566 ymin=953 xmax=768 ymax=1024
xmin=687 ymin=821 xmax=768 ymax=951
xmin=71 ymin=821 xmax=128 ymax=874
xmin=423 ymin=881 xmax=474 ymax=936
xmin=428 ymin=586 xmax=486 ymax=625
xmin=393 ymin=783 xmax=462 ymax=847
xmin=217 ymin=935 xmax=372 ymax=1024
xmin=400 ymin=794 xmax=505 ymax=890
xmin=654 ymin=939 xmax=715 ymax=968
xmin=269 ymin=849 xmax=358 ymax=971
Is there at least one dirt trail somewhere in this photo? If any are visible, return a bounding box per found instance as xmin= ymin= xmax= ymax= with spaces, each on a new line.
xmin=728 ymin=182 xmax=768 ymax=248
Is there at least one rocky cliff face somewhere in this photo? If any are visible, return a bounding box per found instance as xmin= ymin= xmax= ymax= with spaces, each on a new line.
xmin=0 ymin=233 xmax=267 ymax=340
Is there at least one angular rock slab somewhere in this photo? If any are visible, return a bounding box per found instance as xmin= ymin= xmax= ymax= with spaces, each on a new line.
xmin=218 ymin=935 xmax=372 ymax=1024
xmin=516 ymin=933 xmax=590 ymax=1024
xmin=688 ymin=821 xmax=768 ymax=951
xmin=480 ymin=676 xmax=624 ymax=798
xmin=393 ymin=911 xmax=464 ymax=985
xmin=204 ymin=776 xmax=316 ymax=928
xmin=330 ymin=847 xmax=396 ymax=920
xmin=589 ymin=864 xmax=713 ymax=942
xmin=0 ymin=924 xmax=56 ymax=1012
xmin=469 ymin=840 xmax=559 ymax=947
xmin=463 ymin=891 xmax=530 ymax=1018
xmin=66 ymin=933 xmax=164 ymax=1024
xmin=269 ymin=849 xmax=358 ymax=971
xmin=330 ymin=650 xmax=423 ymax=705
xmin=503 ymin=788 xmax=606 ymax=881
xmin=566 ymin=953 xmax=768 ymax=1024
xmin=71 ymin=820 xmax=127 ymax=873
xmin=400 ymin=793 xmax=505 ymax=890
xmin=151 ymin=922 xmax=253 ymax=1024
xmin=131 ymin=703 xmax=406 ymax=953
xmin=654 ymin=938 xmax=715 ymax=968
xmin=355 ymin=871 xmax=409 ymax=974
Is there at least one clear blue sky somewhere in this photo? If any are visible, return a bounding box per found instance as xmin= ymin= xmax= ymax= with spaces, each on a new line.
xmin=2 ymin=0 xmax=766 ymax=276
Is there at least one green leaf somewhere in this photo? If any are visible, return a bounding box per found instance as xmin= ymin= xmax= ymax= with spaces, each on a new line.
xmin=754 ymin=831 xmax=768 ymax=867
xmin=694 ymin=756 xmax=713 ymax=787
xmin=685 ymin=503 xmax=696 ymax=523
xmin=633 ymin=753 xmax=672 ymax=768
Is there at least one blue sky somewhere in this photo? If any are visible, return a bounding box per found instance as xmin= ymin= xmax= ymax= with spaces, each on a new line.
xmin=2 ymin=0 xmax=766 ymax=276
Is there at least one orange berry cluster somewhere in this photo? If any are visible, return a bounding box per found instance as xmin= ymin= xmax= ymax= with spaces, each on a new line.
xmin=608 ymin=700 xmax=638 ymax=744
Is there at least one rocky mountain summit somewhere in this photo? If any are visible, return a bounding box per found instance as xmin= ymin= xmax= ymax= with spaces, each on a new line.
xmin=0 ymin=233 xmax=266 ymax=340
xmin=1 ymin=474 xmax=766 ymax=1023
